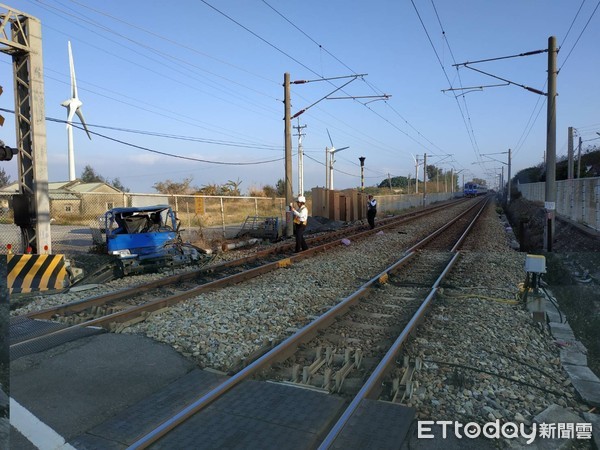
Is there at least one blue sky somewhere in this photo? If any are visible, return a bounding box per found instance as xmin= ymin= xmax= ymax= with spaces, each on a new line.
xmin=1 ymin=0 xmax=599 ymax=194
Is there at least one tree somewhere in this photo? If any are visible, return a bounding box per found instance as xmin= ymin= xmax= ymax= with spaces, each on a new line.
xmin=0 ymin=167 xmax=10 ymax=188
xmin=221 ymin=178 xmax=242 ymax=196
xmin=426 ymin=165 xmax=442 ymax=182
xmin=262 ymin=184 xmax=277 ymax=198
xmin=109 ymin=177 xmax=130 ymax=192
xmin=153 ymin=176 xmax=194 ymax=195
xmin=80 ymin=165 xmax=105 ymax=183
xmin=377 ymin=176 xmax=408 ymax=189
xmin=197 ymin=183 xmax=219 ymax=195
xmin=275 ymin=179 xmax=285 ymax=197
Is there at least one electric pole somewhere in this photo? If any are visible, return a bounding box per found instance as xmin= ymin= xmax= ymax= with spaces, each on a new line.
xmin=423 ymin=153 xmax=427 ymax=206
xmin=507 ymin=148 xmax=512 ymax=204
xmin=567 ymin=127 xmax=574 ymax=180
xmin=283 ymin=73 xmax=293 ymax=237
xmin=544 ymin=36 xmax=557 ymax=252
xmin=415 ymin=155 xmax=420 ymax=194
xmin=577 ymin=137 xmax=582 ymax=178
xmin=294 ymin=121 xmax=307 ymax=196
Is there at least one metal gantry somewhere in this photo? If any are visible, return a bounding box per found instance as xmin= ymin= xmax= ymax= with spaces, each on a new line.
xmin=1 ymin=4 xmax=51 ymax=253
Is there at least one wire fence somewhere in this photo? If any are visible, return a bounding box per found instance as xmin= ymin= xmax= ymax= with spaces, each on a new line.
xmin=0 ymin=189 xmax=459 ymax=255
xmin=0 ymin=191 xmax=289 ymax=255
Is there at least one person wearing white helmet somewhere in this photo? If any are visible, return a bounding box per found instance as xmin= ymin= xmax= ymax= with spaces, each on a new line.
xmin=367 ymin=194 xmax=377 ymax=229
xmin=289 ymin=195 xmax=309 ymax=252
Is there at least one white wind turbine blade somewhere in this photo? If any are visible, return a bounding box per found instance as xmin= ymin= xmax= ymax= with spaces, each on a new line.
xmin=64 ymin=101 xmax=77 ymax=124
xmin=76 ymin=107 xmax=92 ymax=140
xmin=326 ymin=129 xmax=334 ymax=148
xmin=68 ymin=41 xmax=78 ymax=99
xmin=65 ymin=41 xmax=91 ymax=140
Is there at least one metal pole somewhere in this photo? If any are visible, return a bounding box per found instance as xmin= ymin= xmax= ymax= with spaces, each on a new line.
xmin=415 ymin=155 xmax=419 ymax=194
xmin=544 ymin=36 xmax=557 ymax=252
xmin=507 ymin=148 xmax=512 ymax=204
xmin=325 ymin=147 xmax=329 ymax=190
xmin=359 ymin=157 xmax=365 ymax=191
xmin=294 ymin=121 xmax=306 ymax=195
xmin=284 ymin=73 xmax=293 ymax=237
xmin=5 ymin=10 xmax=52 ymax=253
xmin=422 ymin=153 xmax=427 ymax=206
xmin=567 ymin=127 xmax=573 ymax=180
xmin=577 ymin=137 xmax=582 ymax=179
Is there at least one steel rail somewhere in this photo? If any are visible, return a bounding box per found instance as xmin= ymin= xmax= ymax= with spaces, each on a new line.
xmin=23 ymin=200 xmax=461 ymax=321
xmin=126 ymin=198 xmax=486 ymax=450
xmin=318 ymin=252 xmax=462 ymax=449
xmin=13 ymin=201 xmax=473 ymax=354
xmin=319 ymin=199 xmax=489 ymax=448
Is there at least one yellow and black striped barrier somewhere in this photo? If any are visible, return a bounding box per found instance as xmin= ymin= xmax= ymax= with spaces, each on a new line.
xmin=7 ymin=254 xmax=71 ymax=295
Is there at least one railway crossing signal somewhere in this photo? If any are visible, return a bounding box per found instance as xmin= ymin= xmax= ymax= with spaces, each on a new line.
xmin=0 ymin=142 xmax=17 ymax=161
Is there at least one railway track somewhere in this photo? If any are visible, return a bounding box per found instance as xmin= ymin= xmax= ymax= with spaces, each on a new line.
xmin=10 ymin=198 xmax=473 ymax=355
xmin=122 ymin=196 xmax=490 ymax=449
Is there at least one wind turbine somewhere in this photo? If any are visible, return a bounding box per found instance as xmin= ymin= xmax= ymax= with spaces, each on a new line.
xmin=61 ymin=41 xmax=91 ymax=181
xmin=325 ymin=129 xmax=349 ymax=190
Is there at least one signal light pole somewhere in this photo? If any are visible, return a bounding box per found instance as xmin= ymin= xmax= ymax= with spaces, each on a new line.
xmin=359 ymin=156 xmax=365 ymax=191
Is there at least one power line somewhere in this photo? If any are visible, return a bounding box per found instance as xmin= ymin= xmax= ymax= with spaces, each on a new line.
xmin=261 ymin=0 xmax=448 ymax=158
xmin=2 ymin=108 xmax=285 ymax=166
xmin=411 ymin=0 xmax=481 ymax=162
xmin=559 ymin=0 xmax=600 ymax=71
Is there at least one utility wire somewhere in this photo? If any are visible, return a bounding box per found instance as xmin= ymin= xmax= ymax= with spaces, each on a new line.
xmin=0 ymin=107 xmax=286 ymax=165
xmin=261 ymin=0 xmax=445 ymax=157
xmin=411 ymin=0 xmax=480 ymax=162
xmin=559 ymin=0 xmax=600 ymax=71
xmin=65 ymin=0 xmax=278 ymax=85
xmin=77 ymin=123 xmax=283 ymax=151
xmin=430 ymin=0 xmax=479 ymax=166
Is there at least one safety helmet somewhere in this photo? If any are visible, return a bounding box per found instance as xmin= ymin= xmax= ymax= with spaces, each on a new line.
xmin=297 ymin=195 xmax=306 ymax=203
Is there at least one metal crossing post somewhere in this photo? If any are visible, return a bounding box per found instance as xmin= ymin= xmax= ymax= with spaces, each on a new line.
xmin=1 ymin=5 xmax=51 ymax=253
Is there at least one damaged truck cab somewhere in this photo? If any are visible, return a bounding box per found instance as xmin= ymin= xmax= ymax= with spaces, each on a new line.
xmin=104 ymin=205 xmax=205 ymax=275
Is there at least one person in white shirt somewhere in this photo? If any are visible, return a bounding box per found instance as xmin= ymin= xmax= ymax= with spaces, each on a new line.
xmin=289 ymin=195 xmax=309 ymax=252
xmin=367 ymin=194 xmax=377 ymax=229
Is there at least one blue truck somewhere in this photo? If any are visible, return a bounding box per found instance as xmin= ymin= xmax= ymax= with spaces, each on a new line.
xmin=103 ymin=205 xmax=207 ymax=276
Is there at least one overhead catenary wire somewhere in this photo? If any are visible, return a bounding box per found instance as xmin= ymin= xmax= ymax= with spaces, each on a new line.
xmin=260 ymin=0 xmax=448 ymax=158
xmin=411 ymin=0 xmax=481 ymax=165
xmin=22 ymin=113 xmax=287 ymax=166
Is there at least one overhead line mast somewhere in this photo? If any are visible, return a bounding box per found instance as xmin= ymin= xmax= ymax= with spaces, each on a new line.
xmin=0 ymin=5 xmax=51 ymax=253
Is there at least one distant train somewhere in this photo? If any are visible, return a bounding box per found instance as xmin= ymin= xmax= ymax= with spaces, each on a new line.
xmin=464 ymin=182 xmax=488 ymax=197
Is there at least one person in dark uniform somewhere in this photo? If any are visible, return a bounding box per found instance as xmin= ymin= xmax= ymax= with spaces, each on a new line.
xmin=289 ymin=195 xmax=309 ymax=252
xmin=367 ymin=194 xmax=377 ymax=229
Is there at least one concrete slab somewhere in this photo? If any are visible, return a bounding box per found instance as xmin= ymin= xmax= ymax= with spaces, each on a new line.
xmin=533 ymin=404 xmax=584 ymax=425
xmin=548 ymin=323 xmax=576 ymax=342
xmin=560 ymin=347 xmax=587 ymax=366
xmin=10 ymin=333 xmax=196 ymax=445
xmin=331 ymin=399 xmax=414 ymax=449
xmin=582 ymin=412 xmax=600 ymax=449
xmin=570 ymin=379 xmax=600 ymax=407
xmin=545 ymin=308 xmax=564 ymax=324
xmin=527 ymin=404 xmax=589 ymax=450
xmin=563 ymin=364 xmax=600 ymax=383
xmin=151 ymin=380 xmax=347 ymax=449
xmin=72 ymin=368 xmax=226 ymax=448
